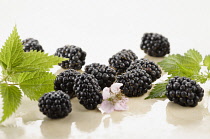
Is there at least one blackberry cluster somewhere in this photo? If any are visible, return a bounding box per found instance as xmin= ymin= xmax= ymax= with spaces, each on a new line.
xmin=73 ymin=73 xmax=103 ymax=110
xmin=38 ymin=90 xmax=72 ymax=119
xmin=117 ymin=69 xmax=152 ymax=97
xmin=166 ymin=76 xmax=204 ymax=107
xmin=85 ymin=63 xmax=116 ymax=89
xmin=54 ymin=69 xmax=81 ymax=98
xmin=127 ymin=58 xmax=162 ymax=82
xmin=109 ymin=49 xmax=138 ymax=75
xmin=140 ymin=33 xmax=170 ymax=57
xmin=22 ymin=38 xmax=44 ymax=52
xmin=54 ymin=45 xmax=86 ymax=70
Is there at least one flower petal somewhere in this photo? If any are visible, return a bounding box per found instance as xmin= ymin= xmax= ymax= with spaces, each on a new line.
xmin=102 ymin=87 xmax=111 ymax=99
xmin=110 ymin=83 xmax=123 ymax=94
xmin=114 ymin=98 xmax=129 ymax=111
xmin=99 ymin=101 xmax=114 ymax=114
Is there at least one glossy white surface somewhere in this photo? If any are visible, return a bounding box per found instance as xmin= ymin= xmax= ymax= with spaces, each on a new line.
xmin=0 ymin=0 xmax=210 ymax=139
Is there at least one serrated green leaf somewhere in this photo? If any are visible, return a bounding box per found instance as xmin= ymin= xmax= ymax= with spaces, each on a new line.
xmin=203 ymin=55 xmax=210 ymax=70
xmin=0 ymin=26 xmax=23 ymax=69
xmin=208 ymin=72 xmax=210 ymax=78
xmin=184 ymin=49 xmax=202 ymax=64
xmin=158 ymin=52 xmax=201 ymax=78
xmin=0 ymin=61 xmax=7 ymax=70
xmin=0 ymin=83 xmax=22 ymax=123
xmin=145 ymin=83 xmax=167 ymax=99
xmin=17 ymin=72 xmax=55 ymax=100
xmin=190 ymin=74 xmax=208 ymax=83
xmin=13 ymin=51 xmax=67 ymax=73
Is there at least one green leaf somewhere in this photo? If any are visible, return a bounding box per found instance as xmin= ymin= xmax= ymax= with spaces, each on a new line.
xmin=145 ymin=83 xmax=167 ymax=99
xmin=204 ymin=55 xmax=210 ymax=70
xmin=208 ymin=72 xmax=210 ymax=78
xmin=0 ymin=26 xmax=23 ymax=69
xmin=13 ymin=51 xmax=67 ymax=73
xmin=0 ymin=83 xmax=22 ymax=123
xmin=158 ymin=49 xmax=201 ymax=78
xmin=190 ymin=74 xmax=208 ymax=84
xmin=0 ymin=61 xmax=7 ymax=70
xmin=184 ymin=49 xmax=202 ymax=64
xmin=17 ymin=71 xmax=55 ymax=100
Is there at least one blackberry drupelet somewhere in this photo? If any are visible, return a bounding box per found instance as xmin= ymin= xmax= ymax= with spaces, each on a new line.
xmin=54 ymin=69 xmax=81 ymax=98
xmin=166 ymin=76 xmax=204 ymax=107
xmin=140 ymin=33 xmax=170 ymax=57
xmin=73 ymin=73 xmax=103 ymax=110
xmin=22 ymin=38 xmax=44 ymax=52
xmin=85 ymin=63 xmax=116 ymax=89
xmin=127 ymin=58 xmax=162 ymax=82
xmin=109 ymin=49 xmax=138 ymax=75
xmin=38 ymin=90 xmax=72 ymax=119
xmin=54 ymin=45 xmax=86 ymax=70
xmin=116 ymin=69 xmax=152 ymax=97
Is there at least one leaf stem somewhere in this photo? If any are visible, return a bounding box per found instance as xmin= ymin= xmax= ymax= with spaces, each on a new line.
xmin=7 ymin=84 xmax=19 ymax=85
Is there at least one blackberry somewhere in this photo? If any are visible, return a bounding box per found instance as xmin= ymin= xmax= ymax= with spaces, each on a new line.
xmin=38 ymin=90 xmax=72 ymax=119
xmin=116 ymin=69 xmax=152 ymax=97
xmin=109 ymin=49 xmax=138 ymax=75
xmin=54 ymin=69 xmax=81 ymax=98
xmin=54 ymin=45 xmax=86 ymax=70
xmin=140 ymin=33 xmax=170 ymax=57
xmin=22 ymin=38 xmax=44 ymax=52
xmin=166 ymin=76 xmax=204 ymax=107
xmin=85 ymin=63 xmax=116 ymax=89
xmin=73 ymin=73 xmax=103 ymax=110
xmin=127 ymin=58 xmax=161 ymax=82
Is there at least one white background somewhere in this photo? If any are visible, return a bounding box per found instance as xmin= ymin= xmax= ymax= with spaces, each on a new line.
xmin=0 ymin=0 xmax=210 ymax=139
xmin=0 ymin=0 xmax=210 ymax=62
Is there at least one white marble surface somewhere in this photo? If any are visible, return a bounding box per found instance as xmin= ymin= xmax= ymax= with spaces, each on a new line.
xmin=0 ymin=0 xmax=210 ymax=139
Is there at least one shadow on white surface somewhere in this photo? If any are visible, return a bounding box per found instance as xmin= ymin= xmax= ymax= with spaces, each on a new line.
xmin=144 ymin=54 xmax=165 ymax=63
xmin=102 ymin=95 xmax=158 ymax=127
xmin=40 ymin=117 xmax=71 ymax=139
xmin=71 ymin=98 xmax=103 ymax=133
xmin=0 ymin=126 xmax=25 ymax=139
xmin=166 ymin=102 xmax=209 ymax=126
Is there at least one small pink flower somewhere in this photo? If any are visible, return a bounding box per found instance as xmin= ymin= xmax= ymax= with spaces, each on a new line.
xmin=98 ymin=83 xmax=129 ymax=114
xmin=102 ymin=87 xmax=111 ymax=99
xmin=99 ymin=100 xmax=114 ymax=114
xmin=114 ymin=97 xmax=129 ymax=111
xmin=110 ymin=83 xmax=123 ymax=94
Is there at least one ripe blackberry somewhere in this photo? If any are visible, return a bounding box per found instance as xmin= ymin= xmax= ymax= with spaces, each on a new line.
xmin=140 ymin=33 xmax=170 ymax=57
xmin=85 ymin=63 xmax=116 ymax=89
xmin=73 ymin=73 xmax=103 ymax=110
xmin=38 ymin=90 xmax=72 ymax=119
xmin=166 ymin=76 xmax=204 ymax=107
xmin=116 ymin=69 xmax=152 ymax=97
xmin=127 ymin=58 xmax=162 ymax=82
xmin=54 ymin=69 xmax=81 ymax=98
xmin=109 ymin=49 xmax=138 ymax=75
xmin=54 ymin=45 xmax=86 ymax=70
xmin=22 ymin=38 xmax=44 ymax=52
